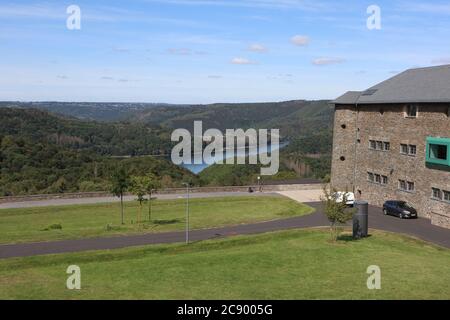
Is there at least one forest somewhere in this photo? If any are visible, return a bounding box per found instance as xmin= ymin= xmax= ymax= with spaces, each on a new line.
xmin=0 ymin=100 xmax=333 ymax=196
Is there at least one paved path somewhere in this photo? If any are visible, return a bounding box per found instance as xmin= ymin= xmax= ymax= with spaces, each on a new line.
xmin=277 ymin=189 xmax=323 ymax=203
xmin=0 ymin=202 xmax=449 ymax=259
xmin=0 ymin=191 xmax=275 ymax=209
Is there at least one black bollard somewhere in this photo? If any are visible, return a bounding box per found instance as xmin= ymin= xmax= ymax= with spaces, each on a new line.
xmin=353 ymin=200 xmax=369 ymax=239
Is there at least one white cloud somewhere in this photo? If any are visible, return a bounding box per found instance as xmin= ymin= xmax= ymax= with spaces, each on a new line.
xmin=291 ymin=35 xmax=310 ymax=46
xmin=312 ymin=57 xmax=345 ymax=66
xmin=431 ymin=58 xmax=450 ymax=65
xmin=167 ymin=48 xmax=192 ymax=55
xmin=401 ymin=2 xmax=450 ymax=15
xmin=231 ymin=57 xmax=257 ymax=65
xmin=144 ymin=0 xmax=328 ymax=11
xmin=208 ymin=75 xmax=222 ymax=79
xmin=248 ymin=43 xmax=268 ymax=53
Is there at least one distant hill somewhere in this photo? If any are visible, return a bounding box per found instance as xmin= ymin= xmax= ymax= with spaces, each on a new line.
xmin=0 ymin=100 xmax=335 ymax=191
xmin=0 ymin=108 xmax=196 ymax=196
xmin=127 ymin=100 xmax=333 ymax=141
xmin=0 ymin=107 xmax=173 ymax=156
xmin=0 ymin=101 xmax=171 ymax=122
xmin=0 ymin=100 xmax=334 ymax=141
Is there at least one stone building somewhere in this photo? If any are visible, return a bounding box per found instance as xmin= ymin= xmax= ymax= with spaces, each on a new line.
xmin=331 ymin=65 xmax=450 ymax=229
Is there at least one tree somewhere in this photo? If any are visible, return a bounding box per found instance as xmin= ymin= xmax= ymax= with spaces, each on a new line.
xmin=142 ymin=173 xmax=161 ymax=222
xmin=130 ymin=176 xmax=147 ymax=224
xmin=321 ymin=185 xmax=356 ymax=241
xmin=110 ymin=166 xmax=129 ymax=225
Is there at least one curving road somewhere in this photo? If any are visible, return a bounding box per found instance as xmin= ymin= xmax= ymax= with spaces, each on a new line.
xmin=0 ymin=202 xmax=449 ymax=259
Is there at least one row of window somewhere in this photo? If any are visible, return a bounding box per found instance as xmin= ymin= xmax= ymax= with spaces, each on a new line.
xmin=367 ymin=172 xmax=388 ymax=185
xmin=400 ymin=144 xmax=417 ymax=156
xmin=404 ymin=105 xmax=450 ymax=118
xmin=432 ymin=188 xmax=450 ymax=202
xmin=369 ymin=141 xmax=417 ymax=156
xmin=369 ymin=140 xmax=390 ymax=151
xmin=398 ymin=180 xmax=415 ymax=192
xmin=367 ymin=176 xmax=450 ymax=204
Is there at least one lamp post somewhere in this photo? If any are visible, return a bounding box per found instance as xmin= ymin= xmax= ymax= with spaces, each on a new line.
xmin=183 ymin=182 xmax=190 ymax=244
xmin=257 ymin=176 xmax=261 ymax=192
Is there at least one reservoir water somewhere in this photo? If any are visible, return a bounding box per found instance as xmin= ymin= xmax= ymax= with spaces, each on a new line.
xmin=181 ymin=141 xmax=288 ymax=174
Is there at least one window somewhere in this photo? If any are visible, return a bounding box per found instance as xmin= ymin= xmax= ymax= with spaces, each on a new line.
xmin=375 ymin=174 xmax=381 ymax=184
xmin=376 ymin=141 xmax=383 ymax=150
xmin=401 ymin=144 xmax=408 ymax=154
xmin=368 ymin=172 xmax=387 ymax=185
xmin=409 ymin=145 xmax=417 ymax=156
xmin=370 ymin=140 xmax=390 ymax=151
xmin=426 ymin=137 xmax=450 ymax=166
xmin=430 ymin=144 xmax=447 ymax=160
xmin=444 ymin=190 xmax=450 ymax=202
xmin=407 ymin=181 xmax=415 ymax=192
xmin=399 ymin=180 xmax=407 ymax=190
xmin=432 ymin=188 xmax=442 ymax=200
xmin=447 ymin=107 xmax=450 ymax=118
xmin=406 ymin=104 xmax=418 ymax=117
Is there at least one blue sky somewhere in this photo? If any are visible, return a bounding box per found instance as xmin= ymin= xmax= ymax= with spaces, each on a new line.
xmin=1 ymin=0 xmax=450 ymax=103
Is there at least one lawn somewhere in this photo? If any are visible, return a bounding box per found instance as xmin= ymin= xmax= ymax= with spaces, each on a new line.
xmin=0 ymin=229 xmax=449 ymax=299
xmin=0 ymin=196 xmax=313 ymax=244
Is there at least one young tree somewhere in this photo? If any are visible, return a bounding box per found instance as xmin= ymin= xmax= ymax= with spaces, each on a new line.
xmin=143 ymin=173 xmax=161 ymax=222
xmin=130 ymin=176 xmax=147 ymax=224
xmin=321 ymin=185 xmax=356 ymax=241
xmin=110 ymin=166 xmax=130 ymax=225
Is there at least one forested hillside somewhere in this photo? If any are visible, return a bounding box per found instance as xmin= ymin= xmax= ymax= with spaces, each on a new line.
xmin=0 ymin=108 xmax=173 ymax=156
xmin=0 ymin=108 xmax=196 ymax=196
xmin=0 ymin=99 xmax=334 ymax=195
xmin=129 ymin=100 xmax=333 ymax=141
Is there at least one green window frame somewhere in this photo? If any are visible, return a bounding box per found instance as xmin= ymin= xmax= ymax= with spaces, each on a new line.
xmin=426 ymin=137 xmax=450 ymax=166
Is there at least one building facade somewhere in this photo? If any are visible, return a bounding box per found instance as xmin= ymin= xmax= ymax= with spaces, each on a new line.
xmin=331 ymin=65 xmax=450 ymax=229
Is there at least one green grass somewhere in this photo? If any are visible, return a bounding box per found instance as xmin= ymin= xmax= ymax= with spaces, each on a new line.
xmin=0 ymin=196 xmax=313 ymax=244
xmin=0 ymin=229 xmax=449 ymax=299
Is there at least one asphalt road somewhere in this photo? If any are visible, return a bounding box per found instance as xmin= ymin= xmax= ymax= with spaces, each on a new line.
xmin=0 ymin=202 xmax=449 ymax=259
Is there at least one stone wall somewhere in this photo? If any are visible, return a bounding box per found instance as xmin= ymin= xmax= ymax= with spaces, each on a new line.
xmin=330 ymin=105 xmax=357 ymax=191
xmin=331 ymin=103 xmax=450 ymax=229
xmin=0 ymin=183 xmax=323 ymax=204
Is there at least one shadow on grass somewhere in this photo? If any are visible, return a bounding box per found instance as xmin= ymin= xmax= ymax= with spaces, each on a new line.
xmin=337 ymin=233 xmax=372 ymax=242
xmin=152 ymin=219 xmax=181 ymax=225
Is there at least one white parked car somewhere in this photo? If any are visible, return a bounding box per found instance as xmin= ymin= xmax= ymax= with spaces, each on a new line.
xmin=331 ymin=192 xmax=355 ymax=206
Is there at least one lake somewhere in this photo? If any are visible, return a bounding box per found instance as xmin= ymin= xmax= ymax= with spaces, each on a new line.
xmin=180 ymin=141 xmax=289 ymax=174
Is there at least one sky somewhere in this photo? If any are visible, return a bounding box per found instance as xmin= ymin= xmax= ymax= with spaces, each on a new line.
xmin=1 ymin=0 xmax=450 ymax=103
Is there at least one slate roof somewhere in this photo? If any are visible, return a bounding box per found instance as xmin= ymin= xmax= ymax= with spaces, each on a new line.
xmin=332 ymin=64 xmax=450 ymax=105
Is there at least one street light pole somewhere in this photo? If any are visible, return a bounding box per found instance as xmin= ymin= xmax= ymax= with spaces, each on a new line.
xmin=183 ymin=182 xmax=190 ymax=244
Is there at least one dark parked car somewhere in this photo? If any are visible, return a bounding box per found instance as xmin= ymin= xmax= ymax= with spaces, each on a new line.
xmin=382 ymin=201 xmax=418 ymax=219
